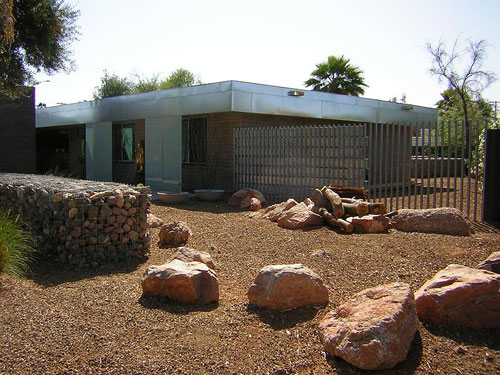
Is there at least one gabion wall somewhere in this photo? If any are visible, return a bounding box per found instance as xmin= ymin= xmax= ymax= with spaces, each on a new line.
xmin=0 ymin=173 xmax=151 ymax=268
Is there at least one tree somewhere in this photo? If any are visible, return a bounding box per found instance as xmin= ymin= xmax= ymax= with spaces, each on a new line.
xmin=93 ymin=71 xmax=134 ymax=99
xmin=159 ymin=68 xmax=202 ymax=90
xmin=93 ymin=68 xmax=202 ymax=98
xmin=0 ymin=0 xmax=79 ymax=96
xmin=133 ymin=73 xmax=160 ymax=94
xmin=305 ymin=55 xmax=368 ymax=96
xmin=427 ymin=38 xmax=497 ymax=157
xmin=436 ymin=88 xmax=494 ymax=155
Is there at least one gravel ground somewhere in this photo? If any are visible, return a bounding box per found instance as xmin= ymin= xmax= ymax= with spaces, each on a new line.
xmin=1 ymin=200 xmax=499 ymax=375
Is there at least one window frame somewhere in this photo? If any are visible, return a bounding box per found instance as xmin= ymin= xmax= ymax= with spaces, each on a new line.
xmin=113 ymin=122 xmax=136 ymax=162
xmin=182 ymin=117 xmax=207 ymax=164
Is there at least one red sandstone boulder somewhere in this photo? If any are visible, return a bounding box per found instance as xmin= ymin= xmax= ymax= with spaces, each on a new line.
xmin=159 ymin=221 xmax=192 ymax=246
xmin=240 ymin=196 xmax=262 ymax=211
xmin=147 ymin=213 xmax=164 ymax=228
xmin=319 ymin=282 xmax=418 ymax=370
xmin=170 ymin=247 xmax=216 ymax=270
xmin=415 ymin=264 xmax=500 ymax=328
xmin=262 ymin=199 xmax=298 ymax=221
xmin=390 ymin=208 xmax=474 ymax=236
xmin=247 ymin=264 xmax=329 ymax=311
xmin=228 ymin=188 xmax=265 ymax=210
xmin=141 ymin=259 xmax=219 ymax=304
xmin=346 ymin=214 xmax=390 ymax=233
xmin=477 ymin=251 xmax=500 ymax=273
xmin=277 ymin=202 xmax=323 ymax=229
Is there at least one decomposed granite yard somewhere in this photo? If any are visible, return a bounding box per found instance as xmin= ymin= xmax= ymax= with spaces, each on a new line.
xmin=1 ymin=200 xmax=499 ymax=375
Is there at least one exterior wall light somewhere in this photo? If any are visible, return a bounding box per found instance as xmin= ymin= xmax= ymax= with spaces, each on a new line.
xmin=401 ymin=104 xmax=414 ymax=111
xmin=288 ymin=90 xmax=304 ymax=97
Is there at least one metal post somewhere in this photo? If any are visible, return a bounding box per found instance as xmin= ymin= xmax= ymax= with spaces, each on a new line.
xmin=396 ymin=123 xmax=401 ymax=210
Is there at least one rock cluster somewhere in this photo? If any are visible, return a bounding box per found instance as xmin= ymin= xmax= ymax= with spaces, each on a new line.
xmin=261 ymin=187 xmax=389 ymax=233
xmin=0 ymin=173 xmax=151 ymax=267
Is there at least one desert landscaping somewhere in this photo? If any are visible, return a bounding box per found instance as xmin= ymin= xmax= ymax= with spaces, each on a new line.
xmin=1 ymin=191 xmax=499 ymax=375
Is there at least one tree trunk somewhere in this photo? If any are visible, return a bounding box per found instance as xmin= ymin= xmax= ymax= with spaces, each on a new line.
xmin=343 ymin=202 xmax=369 ymax=216
xmin=311 ymin=206 xmax=353 ymax=233
xmin=321 ymin=188 xmax=344 ymax=217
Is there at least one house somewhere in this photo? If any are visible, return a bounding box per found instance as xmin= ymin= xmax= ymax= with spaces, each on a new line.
xmin=36 ymin=81 xmax=437 ymax=194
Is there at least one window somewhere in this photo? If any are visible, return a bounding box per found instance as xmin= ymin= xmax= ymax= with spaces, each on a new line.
xmin=113 ymin=123 xmax=135 ymax=161
xmin=182 ymin=117 xmax=207 ymax=163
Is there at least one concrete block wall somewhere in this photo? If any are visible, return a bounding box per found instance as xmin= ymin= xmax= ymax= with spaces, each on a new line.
xmin=0 ymin=88 xmax=35 ymax=173
xmin=182 ymin=112 xmax=338 ymax=191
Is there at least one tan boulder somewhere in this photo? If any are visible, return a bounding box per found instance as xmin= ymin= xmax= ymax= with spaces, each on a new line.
xmin=346 ymin=214 xmax=390 ymax=233
xmin=141 ymin=259 xmax=219 ymax=304
xmin=247 ymin=264 xmax=329 ymax=311
xmin=159 ymin=221 xmax=192 ymax=246
xmin=390 ymin=208 xmax=474 ymax=236
xmin=477 ymin=251 xmax=500 ymax=273
xmin=241 ymin=196 xmax=262 ymax=211
xmin=262 ymin=199 xmax=298 ymax=221
xmin=170 ymin=247 xmax=216 ymax=270
xmin=319 ymin=282 xmax=418 ymax=370
xmin=147 ymin=213 xmax=164 ymax=228
xmin=415 ymin=264 xmax=500 ymax=328
xmin=228 ymin=188 xmax=265 ymax=208
xmin=277 ymin=202 xmax=323 ymax=229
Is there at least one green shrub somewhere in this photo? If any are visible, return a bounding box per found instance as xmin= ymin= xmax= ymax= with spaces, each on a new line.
xmin=0 ymin=210 xmax=35 ymax=277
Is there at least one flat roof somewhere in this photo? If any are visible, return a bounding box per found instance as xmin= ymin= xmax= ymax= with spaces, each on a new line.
xmin=36 ymin=80 xmax=437 ymax=127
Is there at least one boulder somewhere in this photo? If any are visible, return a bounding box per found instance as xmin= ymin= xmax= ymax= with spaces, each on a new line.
xmin=277 ymin=202 xmax=323 ymax=229
xmin=346 ymin=214 xmax=390 ymax=233
xmin=141 ymin=259 xmax=219 ymax=304
xmin=159 ymin=221 xmax=192 ymax=246
xmin=262 ymin=199 xmax=298 ymax=221
xmin=241 ymin=196 xmax=262 ymax=211
xmin=228 ymin=188 xmax=265 ymax=208
xmin=319 ymin=282 xmax=418 ymax=370
xmin=170 ymin=247 xmax=216 ymax=270
xmin=477 ymin=251 xmax=500 ymax=273
xmin=390 ymin=208 xmax=474 ymax=236
xmin=147 ymin=213 xmax=164 ymax=228
xmin=415 ymin=264 xmax=500 ymax=328
xmin=247 ymin=264 xmax=329 ymax=311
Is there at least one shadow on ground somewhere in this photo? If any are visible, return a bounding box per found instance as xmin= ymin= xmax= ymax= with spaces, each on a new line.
xmin=246 ymin=304 xmax=323 ymax=330
xmin=30 ymin=257 xmax=146 ymax=287
xmin=152 ymin=199 xmax=242 ymax=215
xmin=423 ymin=323 xmax=500 ymax=349
xmin=138 ymin=294 xmax=218 ymax=314
xmin=327 ymin=331 xmax=423 ymax=375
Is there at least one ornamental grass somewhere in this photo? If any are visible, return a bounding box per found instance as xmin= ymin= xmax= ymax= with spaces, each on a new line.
xmin=0 ymin=210 xmax=35 ymax=277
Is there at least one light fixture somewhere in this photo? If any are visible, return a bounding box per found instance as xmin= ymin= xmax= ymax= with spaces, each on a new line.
xmin=401 ymin=104 xmax=413 ymax=111
xmin=288 ymin=90 xmax=304 ymax=97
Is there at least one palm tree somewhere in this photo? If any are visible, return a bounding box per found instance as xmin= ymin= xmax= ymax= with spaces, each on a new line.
xmin=305 ymin=55 xmax=368 ymax=96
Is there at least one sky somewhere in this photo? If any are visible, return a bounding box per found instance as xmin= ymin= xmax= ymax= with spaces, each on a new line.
xmin=34 ymin=0 xmax=500 ymax=108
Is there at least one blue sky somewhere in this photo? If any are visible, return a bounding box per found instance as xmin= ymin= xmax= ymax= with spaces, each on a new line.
xmin=35 ymin=0 xmax=500 ymax=108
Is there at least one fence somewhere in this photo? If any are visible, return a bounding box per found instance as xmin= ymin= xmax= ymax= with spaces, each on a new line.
xmin=233 ymin=125 xmax=367 ymax=203
xmin=233 ymin=121 xmax=490 ymax=222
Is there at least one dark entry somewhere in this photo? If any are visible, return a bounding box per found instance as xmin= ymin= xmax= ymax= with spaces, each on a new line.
xmin=36 ymin=125 xmax=86 ymax=179
xmin=482 ymin=129 xmax=500 ymax=225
